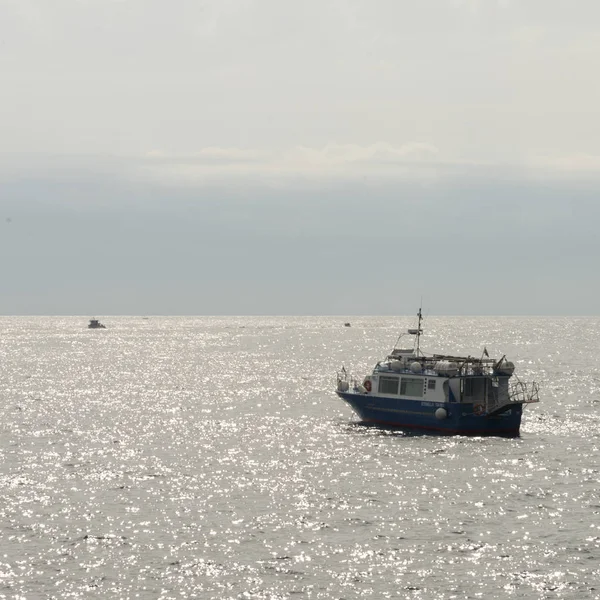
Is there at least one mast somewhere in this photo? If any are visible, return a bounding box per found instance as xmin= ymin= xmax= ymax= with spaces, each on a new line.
xmin=406 ymin=306 xmax=424 ymax=355
xmin=416 ymin=307 xmax=422 ymax=356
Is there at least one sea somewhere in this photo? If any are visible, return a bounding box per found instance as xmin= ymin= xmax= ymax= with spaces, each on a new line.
xmin=0 ymin=316 xmax=599 ymax=600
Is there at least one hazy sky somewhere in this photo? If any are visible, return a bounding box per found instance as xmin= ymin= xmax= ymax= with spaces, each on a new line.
xmin=1 ymin=0 xmax=599 ymax=315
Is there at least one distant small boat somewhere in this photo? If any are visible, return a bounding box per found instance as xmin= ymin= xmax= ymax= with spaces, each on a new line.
xmin=344 ymin=322 xmax=351 ymax=327
xmin=88 ymin=319 xmax=106 ymax=329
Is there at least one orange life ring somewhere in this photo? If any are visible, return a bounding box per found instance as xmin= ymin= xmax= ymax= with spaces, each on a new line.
xmin=364 ymin=380 xmax=372 ymax=392
xmin=473 ymin=403 xmax=484 ymax=416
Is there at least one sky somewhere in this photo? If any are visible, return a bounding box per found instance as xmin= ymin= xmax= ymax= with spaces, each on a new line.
xmin=1 ymin=0 xmax=599 ymax=315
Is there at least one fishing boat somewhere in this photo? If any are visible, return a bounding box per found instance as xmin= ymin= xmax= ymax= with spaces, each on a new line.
xmin=335 ymin=309 xmax=539 ymax=437
xmin=88 ymin=318 xmax=106 ymax=329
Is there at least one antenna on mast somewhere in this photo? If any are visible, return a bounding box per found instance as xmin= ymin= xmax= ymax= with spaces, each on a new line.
xmin=416 ymin=306 xmax=423 ymax=356
xmin=406 ymin=304 xmax=424 ymax=355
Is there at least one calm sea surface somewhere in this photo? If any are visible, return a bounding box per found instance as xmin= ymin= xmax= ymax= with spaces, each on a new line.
xmin=1 ymin=316 xmax=599 ymax=599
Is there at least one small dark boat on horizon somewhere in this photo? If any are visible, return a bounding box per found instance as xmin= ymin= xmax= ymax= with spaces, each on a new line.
xmin=88 ymin=319 xmax=106 ymax=329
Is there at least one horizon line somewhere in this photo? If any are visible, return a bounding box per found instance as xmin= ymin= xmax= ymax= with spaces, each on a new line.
xmin=0 ymin=314 xmax=597 ymax=318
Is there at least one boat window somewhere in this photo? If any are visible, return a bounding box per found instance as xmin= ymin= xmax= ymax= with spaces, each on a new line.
xmin=400 ymin=377 xmax=424 ymax=397
xmin=428 ymin=379 xmax=436 ymax=390
xmin=464 ymin=379 xmax=474 ymax=396
xmin=379 ymin=376 xmax=399 ymax=395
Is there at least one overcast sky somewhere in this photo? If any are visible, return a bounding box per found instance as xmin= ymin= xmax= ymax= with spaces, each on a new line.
xmin=1 ymin=0 xmax=599 ymax=315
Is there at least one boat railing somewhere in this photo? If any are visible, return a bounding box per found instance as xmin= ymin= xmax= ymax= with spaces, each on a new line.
xmin=461 ymin=365 xmax=495 ymax=377
xmin=377 ymin=360 xmax=495 ymax=378
xmin=479 ymin=377 xmax=539 ymax=415
xmin=336 ymin=368 xmax=352 ymax=392
xmin=509 ymin=379 xmax=540 ymax=404
xmin=337 ymin=368 xmax=370 ymax=394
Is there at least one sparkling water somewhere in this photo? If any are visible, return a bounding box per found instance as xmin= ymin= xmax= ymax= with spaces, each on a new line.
xmin=1 ymin=316 xmax=599 ymax=599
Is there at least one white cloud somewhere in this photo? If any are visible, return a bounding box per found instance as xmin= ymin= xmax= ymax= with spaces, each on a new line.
xmin=133 ymin=142 xmax=443 ymax=185
xmin=129 ymin=144 xmax=600 ymax=188
xmin=287 ymin=142 xmax=439 ymax=166
xmin=144 ymin=147 xmax=262 ymax=163
xmin=4 ymin=144 xmax=600 ymax=188
xmin=526 ymin=153 xmax=600 ymax=174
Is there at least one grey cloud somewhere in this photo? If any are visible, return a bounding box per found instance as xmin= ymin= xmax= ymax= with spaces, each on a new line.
xmin=1 ymin=163 xmax=599 ymax=315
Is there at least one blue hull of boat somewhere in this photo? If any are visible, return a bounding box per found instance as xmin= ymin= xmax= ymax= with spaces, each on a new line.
xmin=336 ymin=391 xmax=523 ymax=437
